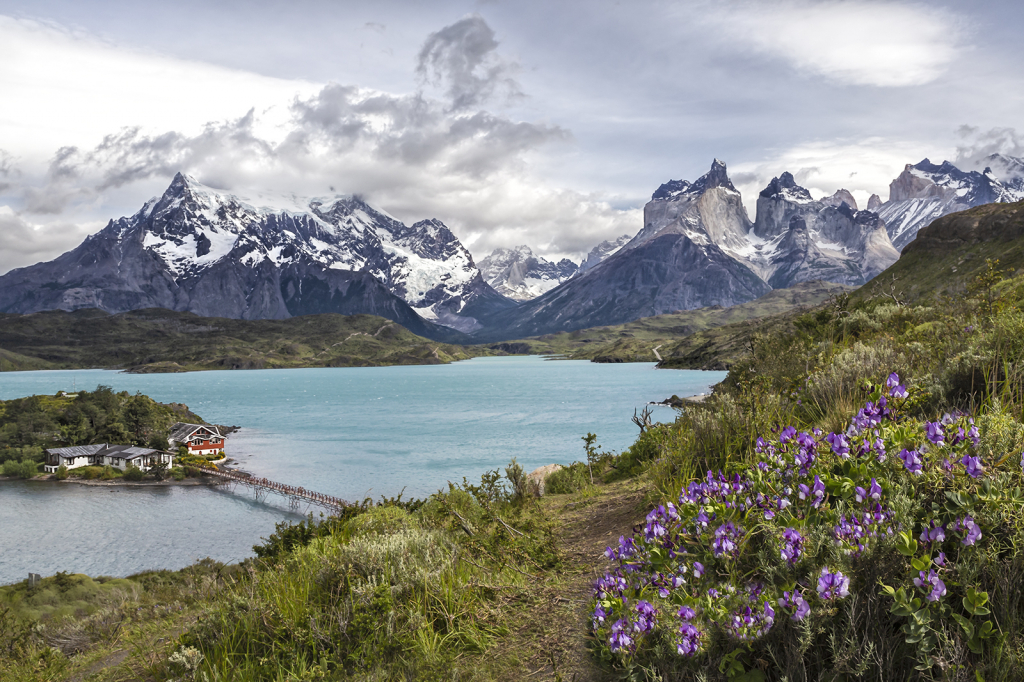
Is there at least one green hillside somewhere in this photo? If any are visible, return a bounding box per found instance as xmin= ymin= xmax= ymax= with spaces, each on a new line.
xmin=0 ymin=308 xmax=489 ymax=373
xmin=495 ymin=280 xmax=852 ymax=362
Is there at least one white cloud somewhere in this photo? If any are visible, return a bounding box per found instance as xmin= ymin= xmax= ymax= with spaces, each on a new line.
xmin=0 ymin=15 xmax=321 ymax=160
xmin=699 ymin=0 xmax=964 ymax=87
xmin=0 ymin=14 xmax=640 ymax=273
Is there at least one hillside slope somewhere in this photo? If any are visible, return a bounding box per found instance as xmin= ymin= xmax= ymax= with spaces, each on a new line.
xmin=0 ymin=309 xmax=486 ymax=372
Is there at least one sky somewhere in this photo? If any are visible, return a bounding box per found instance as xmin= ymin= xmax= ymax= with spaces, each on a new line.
xmin=1 ymin=0 xmax=1023 ymax=275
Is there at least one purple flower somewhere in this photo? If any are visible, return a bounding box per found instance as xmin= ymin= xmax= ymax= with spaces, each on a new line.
xmin=817 ymin=567 xmax=851 ymax=600
xmin=960 ymin=516 xmax=982 ymax=546
xmin=677 ymin=621 xmax=702 ymax=656
xmin=891 ymin=384 xmax=909 ymax=400
xmin=633 ymin=600 xmax=657 ymax=633
xmin=919 ymin=520 xmax=946 ymax=543
xmin=934 ymin=552 xmax=946 ymax=567
xmin=854 ymin=486 xmax=867 ymax=503
xmin=779 ymin=590 xmax=810 ymax=621
xmin=914 ymin=569 xmax=947 ymax=602
xmin=798 ymin=483 xmax=810 ymax=500
xmin=780 ymin=527 xmax=804 ymax=564
xmin=593 ymin=604 xmax=609 ymax=628
xmin=899 ymin=448 xmax=924 ymax=475
xmin=924 ymin=421 xmax=945 ymax=446
xmin=812 ymin=475 xmax=826 ymax=508
xmin=967 ymin=424 xmax=980 ymax=447
xmin=874 ymin=438 xmax=887 ymax=462
xmin=827 ymin=432 xmax=850 ymax=457
xmin=712 ymin=522 xmax=743 ymax=557
xmin=869 ymin=478 xmax=882 ymax=500
xmin=692 ymin=562 xmax=704 ymax=579
xmin=609 ymin=619 xmax=634 ymax=652
xmin=961 ymin=454 xmax=984 ymax=479
xmin=780 ymin=426 xmax=797 ymax=443
xmin=886 ymin=373 xmax=900 ymax=390
xmin=677 ymin=605 xmax=696 ymax=621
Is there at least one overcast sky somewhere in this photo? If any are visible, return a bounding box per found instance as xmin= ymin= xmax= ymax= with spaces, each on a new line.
xmin=1 ymin=0 xmax=1023 ymax=274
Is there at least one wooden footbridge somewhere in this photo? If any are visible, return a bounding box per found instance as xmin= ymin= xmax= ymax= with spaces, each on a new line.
xmin=194 ymin=463 xmax=349 ymax=514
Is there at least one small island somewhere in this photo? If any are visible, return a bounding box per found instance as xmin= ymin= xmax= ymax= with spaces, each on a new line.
xmin=0 ymin=386 xmax=231 ymax=484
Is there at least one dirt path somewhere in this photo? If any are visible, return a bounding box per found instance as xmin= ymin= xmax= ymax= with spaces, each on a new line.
xmin=498 ymin=479 xmax=651 ymax=681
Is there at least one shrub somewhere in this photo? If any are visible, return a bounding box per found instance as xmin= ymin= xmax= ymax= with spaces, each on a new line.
xmin=591 ymin=373 xmax=1024 ymax=680
xmin=2 ymin=459 xmax=39 ymax=479
xmin=545 ymin=462 xmax=590 ymax=495
xmin=122 ymin=465 xmax=144 ymax=482
xmin=99 ymin=466 xmax=116 ymax=481
xmin=169 ymin=467 xmax=186 ymax=481
xmin=54 ymin=464 xmax=68 ymax=480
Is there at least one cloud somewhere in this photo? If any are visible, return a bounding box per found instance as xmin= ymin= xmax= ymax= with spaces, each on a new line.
xmin=954 ymin=126 xmax=1024 ymax=178
xmin=0 ymin=207 xmax=95 ymax=274
xmin=698 ymin=0 xmax=964 ymax=87
xmin=1 ymin=15 xmax=641 ymax=272
xmin=415 ymin=15 xmax=522 ymax=110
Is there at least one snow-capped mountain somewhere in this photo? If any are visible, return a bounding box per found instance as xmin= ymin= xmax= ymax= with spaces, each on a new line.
xmin=477 ymin=245 xmax=578 ymax=301
xmin=577 ymin=235 xmax=632 ymax=274
xmin=877 ymin=158 xmax=1024 ymax=251
xmin=475 ymin=161 xmax=899 ymax=340
xmin=0 ymin=173 xmax=514 ymax=336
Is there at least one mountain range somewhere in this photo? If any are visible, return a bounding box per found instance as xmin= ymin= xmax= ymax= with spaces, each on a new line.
xmin=0 ymin=174 xmax=514 ymax=339
xmin=1 ymin=154 xmax=1021 ymax=343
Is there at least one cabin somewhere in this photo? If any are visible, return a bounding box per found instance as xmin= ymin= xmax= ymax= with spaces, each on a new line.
xmin=43 ymin=444 xmax=174 ymax=473
xmin=168 ymin=422 xmax=226 ymax=457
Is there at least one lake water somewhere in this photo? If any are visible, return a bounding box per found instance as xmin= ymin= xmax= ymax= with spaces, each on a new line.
xmin=0 ymin=357 xmax=725 ymax=584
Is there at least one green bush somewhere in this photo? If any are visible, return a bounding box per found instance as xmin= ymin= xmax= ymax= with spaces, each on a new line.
xmin=169 ymin=467 xmax=186 ymax=481
xmin=544 ymin=462 xmax=590 ymax=494
xmin=99 ymin=466 xmax=116 ymax=481
xmin=2 ymin=459 xmax=39 ymax=479
xmin=54 ymin=464 xmax=68 ymax=480
xmin=122 ymin=465 xmax=144 ymax=481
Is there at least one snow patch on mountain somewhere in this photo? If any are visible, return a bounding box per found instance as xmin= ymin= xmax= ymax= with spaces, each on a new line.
xmin=477 ymin=245 xmax=578 ymax=301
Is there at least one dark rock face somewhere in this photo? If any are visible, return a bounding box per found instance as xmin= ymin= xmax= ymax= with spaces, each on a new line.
xmin=0 ymin=173 xmax=513 ymax=339
xmin=474 ymin=230 xmax=771 ymax=341
xmin=877 ymin=158 xmax=1024 ymax=251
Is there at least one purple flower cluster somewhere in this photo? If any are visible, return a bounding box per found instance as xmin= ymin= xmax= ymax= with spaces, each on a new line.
xmin=914 ymin=569 xmax=947 ymax=602
xmin=676 ymin=606 xmax=701 ymax=656
xmin=780 ymin=528 xmax=804 ymax=564
xmin=886 ymin=373 xmax=908 ymax=399
xmin=725 ymin=601 xmax=776 ymax=640
xmin=834 ymin=506 xmax=894 ymax=555
xmin=712 ymin=521 xmax=745 ymax=558
xmin=797 ymin=475 xmax=826 ymax=508
xmin=816 ymin=567 xmax=850 ymax=600
xmin=899 ymin=448 xmax=924 ymax=475
xmin=951 ymin=516 xmax=983 ymax=546
xmin=778 ymin=590 xmax=810 ymax=621
xmin=960 ymin=454 xmax=984 ymax=478
xmin=849 ymin=398 xmax=889 ymax=434
xmin=609 ymin=619 xmax=634 ymax=652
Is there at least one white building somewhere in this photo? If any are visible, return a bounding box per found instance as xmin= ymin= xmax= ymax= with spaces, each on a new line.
xmin=44 ymin=444 xmax=174 ymax=474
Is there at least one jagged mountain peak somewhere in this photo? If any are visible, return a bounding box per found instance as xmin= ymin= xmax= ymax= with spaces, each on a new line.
xmin=651 ymin=159 xmax=738 ymax=201
xmin=477 ymin=245 xmax=577 ymax=301
xmin=759 ymin=172 xmax=813 ymax=203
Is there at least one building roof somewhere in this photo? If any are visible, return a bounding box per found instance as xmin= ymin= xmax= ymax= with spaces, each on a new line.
xmin=46 ymin=444 xmax=107 ymax=457
xmin=45 ymin=444 xmax=163 ymax=461
xmin=169 ymin=422 xmax=221 ymax=443
xmin=103 ymin=445 xmax=160 ymax=460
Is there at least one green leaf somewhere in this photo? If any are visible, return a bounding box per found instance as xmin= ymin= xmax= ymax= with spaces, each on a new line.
xmin=879 ymin=583 xmax=897 ymax=598
xmin=911 ymin=557 xmax=930 ymax=571
xmin=952 ymin=613 xmax=974 ymax=637
xmin=968 ymin=636 xmax=984 ymax=654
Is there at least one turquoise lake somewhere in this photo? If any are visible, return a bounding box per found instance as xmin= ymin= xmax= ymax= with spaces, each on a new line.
xmin=0 ymin=357 xmax=724 ymax=584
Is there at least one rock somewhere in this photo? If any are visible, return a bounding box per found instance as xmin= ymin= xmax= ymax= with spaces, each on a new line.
xmin=527 ymin=464 xmax=564 ymax=496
